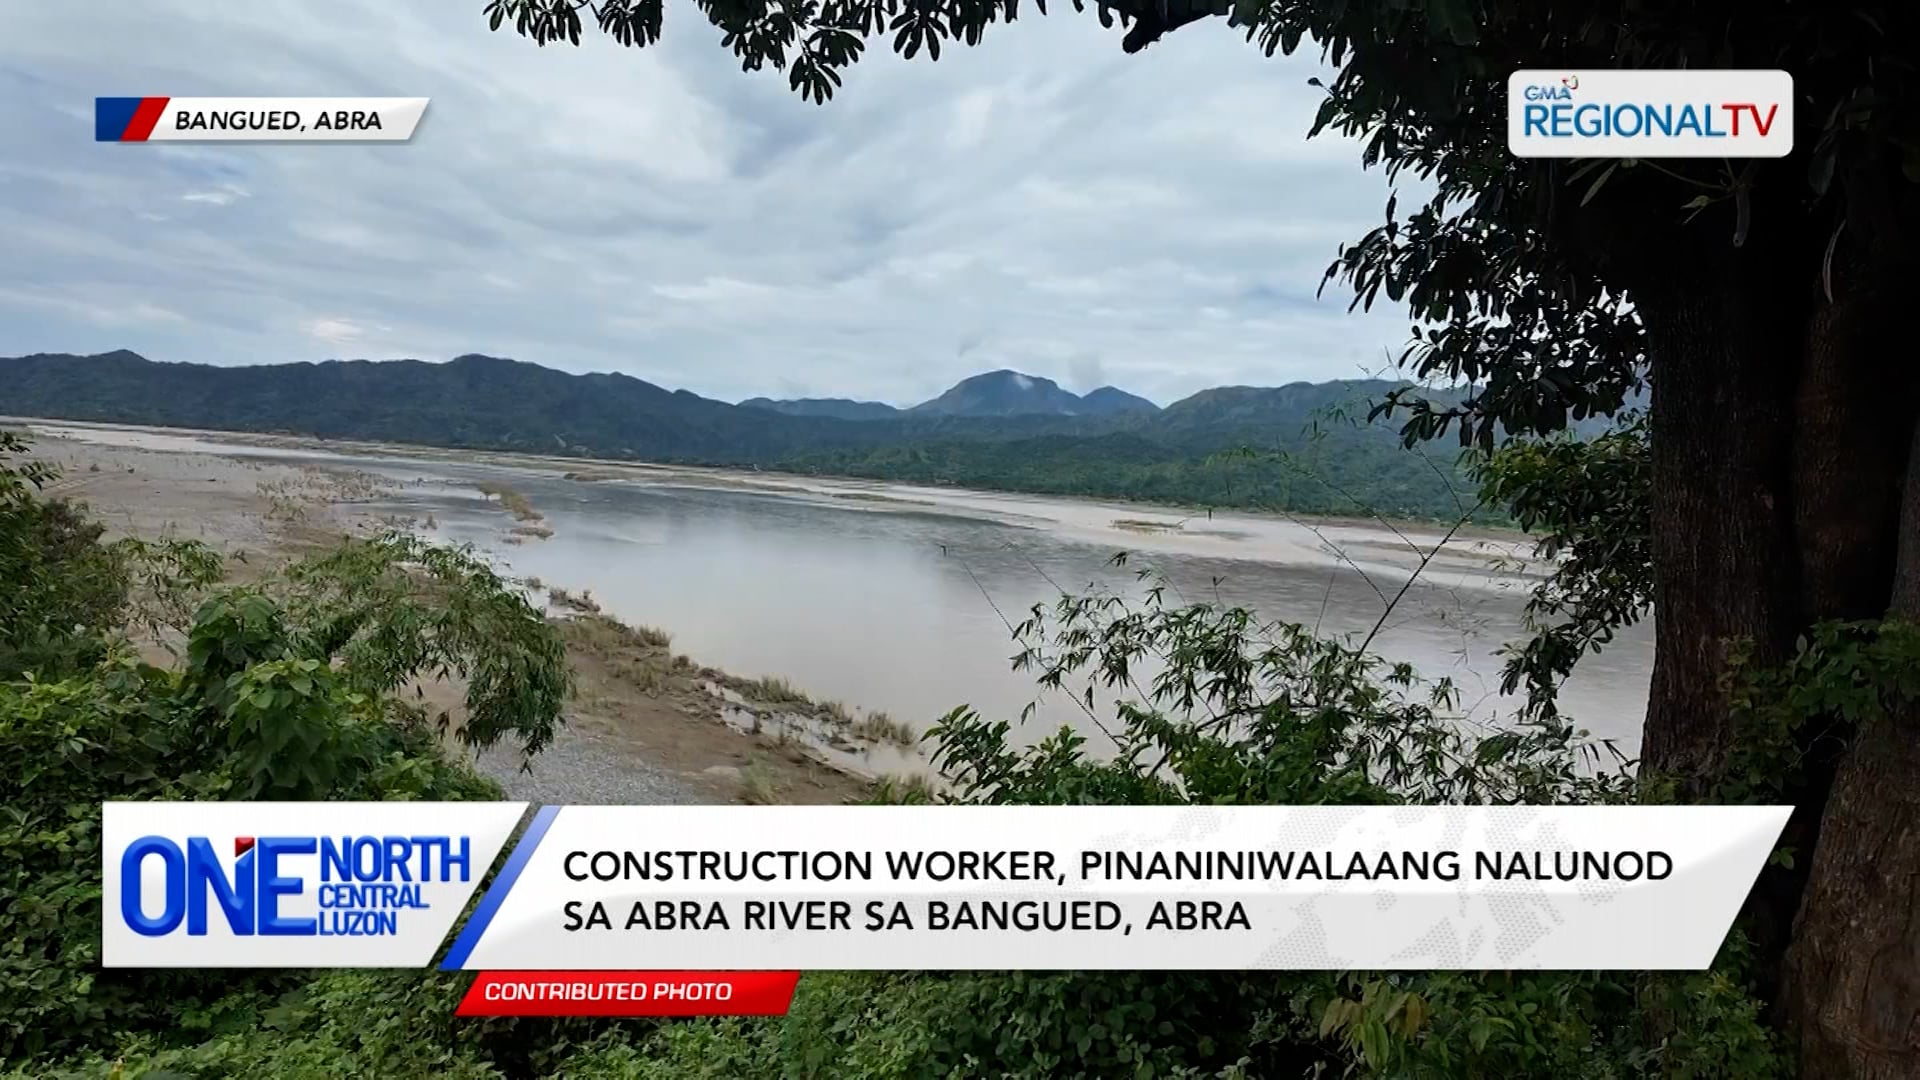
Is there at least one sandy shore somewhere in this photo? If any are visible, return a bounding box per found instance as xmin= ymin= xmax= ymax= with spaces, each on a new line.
xmin=20 ymin=430 xmax=885 ymax=807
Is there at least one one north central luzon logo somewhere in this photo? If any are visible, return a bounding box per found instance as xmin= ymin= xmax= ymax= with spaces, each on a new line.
xmin=119 ymin=834 xmax=471 ymax=938
xmin=1520 ymin=76 xmax=1782 ymax=141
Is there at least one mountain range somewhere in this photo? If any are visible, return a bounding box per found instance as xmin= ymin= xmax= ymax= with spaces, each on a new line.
xmin=0 ymin=350 xmax=1507 ymax=519
xmin=741 ymin=370 xmax=1159 ymax=420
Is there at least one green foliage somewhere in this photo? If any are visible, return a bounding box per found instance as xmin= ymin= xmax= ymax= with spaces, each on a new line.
xmin=573 ymin=969 xmax=1303 ymax=1078
xmin=1713 ymin=619 xmax=1920 ymax=806
xmin=275 ymin=533 xmax=573 ymax=759
xmin=0 ymin=432 xmax=131 ymax=679
xmin=0 ymin=432 xmax=228 ymax=678
xmin=0 ymin=434 xmax=556 ymax=1066
xmin=0 ymin=646 xmax=513 ymax=1062
xmin=1475 ymin=417 xmax=1652 ymax=725
xmin=117 ymin=533 xmax=228 ymax=647
xmin=784 ymin=424 xmax=1489 ymax=521
xmin=19 ymin=972 xmax=506 ymax=1080
xmin=937 ymin=581 xmax=1632 ymax=808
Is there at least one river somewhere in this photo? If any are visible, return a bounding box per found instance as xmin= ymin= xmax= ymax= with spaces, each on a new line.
xmin=26 ymin=420 xmax=1653 ymax=757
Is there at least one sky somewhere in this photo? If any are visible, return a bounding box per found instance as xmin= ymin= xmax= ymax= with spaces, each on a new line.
xmin=1 ymin=2 xmax=1418 ymax=408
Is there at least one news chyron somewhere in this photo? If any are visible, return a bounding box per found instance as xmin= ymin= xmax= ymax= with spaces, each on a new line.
xmin=105 ymin=802 xmax=1790 ymax=973
xmin=95 ymin=97 xmax=428 ymax=142
xmin=1509 ymin=70 xmax=1793 ymax=158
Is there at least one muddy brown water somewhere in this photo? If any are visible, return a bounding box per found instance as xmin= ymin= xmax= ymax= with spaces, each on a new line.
xmin=26 ymin=420 xmax=1653 ymax=758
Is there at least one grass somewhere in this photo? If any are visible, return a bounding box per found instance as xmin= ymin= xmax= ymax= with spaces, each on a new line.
xmin=563 ymin=612 xmax=671 ymax=652
xmin=720 ymin=676 xmax=911 ymax=740
xmin=739 ymin=760 xmax=780 ymax=805
xmin=853 ymin=710 xmax=918 ymax=747
xmin=871 ymin=773 xmax=939 ymax=803
xmin=735 ymin=673 xmax=812 ymax=706
xmin=475 ymin=481 xmax=542 ymax=523
xmin=609 ymin=658 xmax=666 ymax=694
xmin=548 ymin=586 xmax=602 ymax=614
xmin=631 ymin=623 xmax=673 ymax=648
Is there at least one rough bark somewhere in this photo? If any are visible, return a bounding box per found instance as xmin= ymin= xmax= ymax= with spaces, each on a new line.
xmin=1633 ymin=250 xmax=1820 ymax=1008
xmin=1636 ymin=252 xmax=1804 ymax=791
xmin=1781 ymin=417 xmax=1920 ymax=1077
xmin=1776 ymin=166 xmax=1920 ymax=1078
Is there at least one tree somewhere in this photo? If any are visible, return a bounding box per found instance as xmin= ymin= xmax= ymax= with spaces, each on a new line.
xmin=486 ymin=2 xmax=1920 ymax=1074
xmin=0 ymin=436 xmax=570 ymax=1063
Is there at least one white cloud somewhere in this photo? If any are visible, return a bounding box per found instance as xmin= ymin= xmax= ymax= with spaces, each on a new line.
xmin=303 ymin=316 xmax=383 ymax=345
xmin=650 ymin=276 xmax=786 ymax=304
xmin=181 ymin=182 xmax=251 ymax=205
xmin=947 ymin=89 xmax=995 ymax=150
xmin=0 ymin=3 xmax=1420 ymax=406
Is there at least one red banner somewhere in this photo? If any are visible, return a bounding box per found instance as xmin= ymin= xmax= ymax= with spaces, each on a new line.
xmin=456 ymin=971 xmax=800 ymax=1017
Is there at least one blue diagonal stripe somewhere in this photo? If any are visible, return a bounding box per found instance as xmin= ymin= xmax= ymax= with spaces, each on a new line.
xmin=440 ymin=804 xmax=559 ymax=970
xmin=95 ymin=98 xmax=141 ymax=141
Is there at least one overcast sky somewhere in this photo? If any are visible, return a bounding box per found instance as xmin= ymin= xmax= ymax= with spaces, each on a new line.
xmin=1 ymin=2 xmax=1416 ymax=407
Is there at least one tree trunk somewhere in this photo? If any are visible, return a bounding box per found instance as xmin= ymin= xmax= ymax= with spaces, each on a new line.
xmin=1773 ymin=166 xmax=1920 ymax=1077
xmin=1633 ymin=159 xmax=1920 ymax=1076
xmin=1780 ymin=419 xmax=1920 ymax=1077
xmin=1635 ymin=249 xmax=1820 ymax=1000
xmin=1637 ymin=270 xmax=1802 ymax=791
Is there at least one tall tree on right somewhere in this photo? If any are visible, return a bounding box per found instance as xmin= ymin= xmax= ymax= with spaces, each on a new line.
xmin=488 ymin=0 xmax=1920 ymax=1071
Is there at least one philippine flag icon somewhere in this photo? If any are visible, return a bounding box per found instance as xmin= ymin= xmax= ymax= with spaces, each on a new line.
xmin=95 ymin=97 xmax=171 ymax=141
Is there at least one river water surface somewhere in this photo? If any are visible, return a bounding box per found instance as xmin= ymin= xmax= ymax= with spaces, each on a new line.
xmin=32 ymin=421 xmax=1654 ymax=757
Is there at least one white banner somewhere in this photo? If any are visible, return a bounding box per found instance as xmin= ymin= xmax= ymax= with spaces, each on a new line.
xmin=103 ymin=802 xmax=526 ymax=967
xmin=446 ymin=805 xmax=1789 ymax=971
xmin=96 ymin=97 xmax=428 ymax=142
xmin=1508 ymin=70 xmax=1793 ymax=158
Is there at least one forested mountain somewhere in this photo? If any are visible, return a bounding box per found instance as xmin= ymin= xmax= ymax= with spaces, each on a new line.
xmin=908 ymin=370 xmax=1104 ymax=417
xmin=738 ymin=396 xmax=901 ymax=420
xmin=1 ymin=350 xmax=1521 ymax=518
xmin=743 ymin=371 xmax=1162 ymax=419
xmin=1080 ymin=386 xmax=1161 ymax=415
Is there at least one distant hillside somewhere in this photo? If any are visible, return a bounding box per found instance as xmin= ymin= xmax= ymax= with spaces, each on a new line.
xmin=910 ymin=370 xmax=1106 ymax=418
xmin=744 ymin=373 xmax=1160 ymax=420
xmin=1081 ymin=386 xmax=1161 ymax=416
xmin=0 ymin=350 xmax=906 ymax=462
xmin=0 ymin=350 xmax=1579 ymax=520
xmin=739 ymin=396 xmax=900 ymax=421
xmin=781 ymin=378 xmax=1484 ymax=519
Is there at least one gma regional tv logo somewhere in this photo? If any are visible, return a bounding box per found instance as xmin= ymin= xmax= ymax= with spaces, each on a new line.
xmin=1508 ymin=70 xmax=1793 ymax=158
xmin=103 ymin=802 xmax=525 ymax=968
